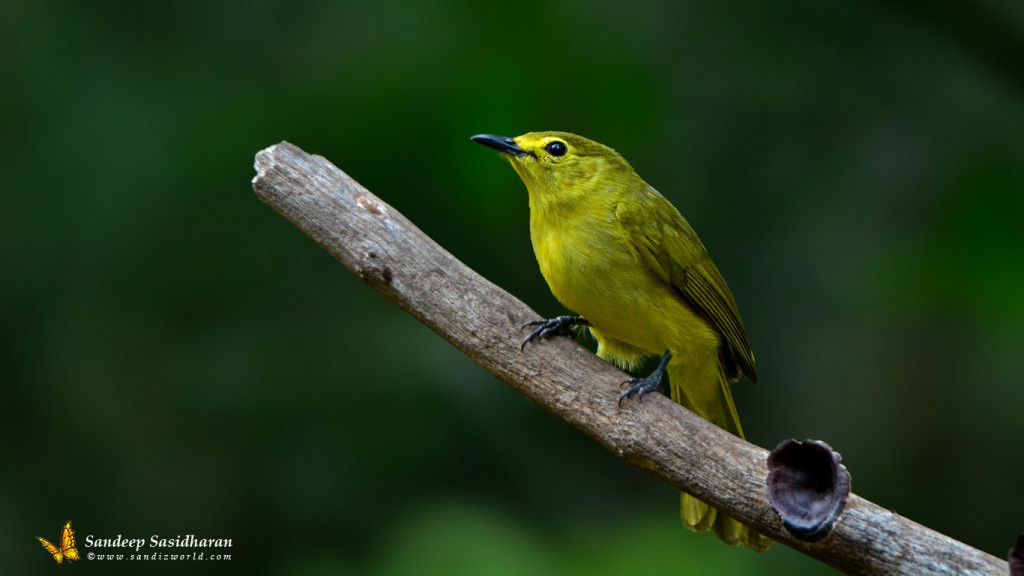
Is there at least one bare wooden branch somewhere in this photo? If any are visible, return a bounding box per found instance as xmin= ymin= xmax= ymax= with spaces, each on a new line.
xmin=252 ymin=141 xmax=1008 ymax=576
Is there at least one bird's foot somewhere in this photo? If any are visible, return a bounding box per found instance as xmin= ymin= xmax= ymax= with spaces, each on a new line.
xmin=619 ymin=351 xmax=673 ymax=406
xmin=520 ymin=315 xmax=590 ymax=351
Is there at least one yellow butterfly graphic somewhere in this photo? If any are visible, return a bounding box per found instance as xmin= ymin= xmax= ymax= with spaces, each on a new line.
xmin=37 ymin=521 xmax=80 ymax=564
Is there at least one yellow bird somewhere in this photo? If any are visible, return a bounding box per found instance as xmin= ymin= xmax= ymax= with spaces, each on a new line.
xmin=472 ymin=131 xmax=771 ymax=552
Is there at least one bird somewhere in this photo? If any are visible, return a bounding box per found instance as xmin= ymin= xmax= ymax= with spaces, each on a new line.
xmin=472 ymin=131 xmax=771 ymax=552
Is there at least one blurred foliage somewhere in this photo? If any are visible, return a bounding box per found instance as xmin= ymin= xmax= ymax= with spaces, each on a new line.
xmin=2 ymin=0 xmax=1023 ymax=574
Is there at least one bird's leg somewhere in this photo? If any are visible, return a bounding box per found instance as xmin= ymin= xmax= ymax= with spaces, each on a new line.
xmin=520 ymin=315 xmax=590 ymax=351
xmin=619 ymin=351 xmax=672 ymax=405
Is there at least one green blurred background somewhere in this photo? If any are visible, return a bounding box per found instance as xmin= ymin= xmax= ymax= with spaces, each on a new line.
xmin=3 ymin=1 xmax=1022 ymax=574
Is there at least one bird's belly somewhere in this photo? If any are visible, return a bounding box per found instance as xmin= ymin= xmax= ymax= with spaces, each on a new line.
xmin=535 ymin=231 xmax=713 ymax=357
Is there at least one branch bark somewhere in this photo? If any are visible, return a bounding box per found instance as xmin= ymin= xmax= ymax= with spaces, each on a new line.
xmin=252 ymin=141 xmax=1008 ymax=576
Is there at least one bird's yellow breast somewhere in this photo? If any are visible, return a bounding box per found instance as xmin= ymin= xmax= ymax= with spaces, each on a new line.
xmin=529 ymin=203 xmax=715 ymax=362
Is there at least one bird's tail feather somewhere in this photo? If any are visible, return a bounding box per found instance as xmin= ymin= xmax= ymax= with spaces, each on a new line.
xmin=670 ymin=362 xmax=772 ymax=552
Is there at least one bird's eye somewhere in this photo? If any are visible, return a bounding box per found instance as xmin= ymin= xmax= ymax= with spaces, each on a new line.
xmin=545 ymin=141 xmax=567 ymax=157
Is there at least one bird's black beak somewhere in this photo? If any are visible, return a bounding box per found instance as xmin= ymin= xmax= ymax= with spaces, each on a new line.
xmin=471 ymin=134 xmax=532 ymax=158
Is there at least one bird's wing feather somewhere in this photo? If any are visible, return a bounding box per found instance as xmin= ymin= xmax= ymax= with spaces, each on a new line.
xmin=616 ymin=186 xmax=757 ymax=382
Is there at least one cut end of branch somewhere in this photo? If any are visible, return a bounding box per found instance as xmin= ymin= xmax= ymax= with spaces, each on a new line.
xmin=252 ymin=141 xmax=290 ymax=194
xmin=767 ymin=439 xmax=850 ymax=542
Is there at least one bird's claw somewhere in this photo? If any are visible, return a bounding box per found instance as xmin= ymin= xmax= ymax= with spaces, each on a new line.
xmin=520 ymin=315 xmax=589 ymax=351
xmin=619 ymin=375 xmax=663 ymax=406
xmin=618 ymin=351 xmax=672 ymax=407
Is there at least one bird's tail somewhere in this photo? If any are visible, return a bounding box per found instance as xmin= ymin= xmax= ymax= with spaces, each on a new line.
xmin=669 ymin=361 xmax=772 ymax=552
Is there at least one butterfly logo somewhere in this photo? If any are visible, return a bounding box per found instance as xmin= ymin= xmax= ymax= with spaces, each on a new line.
xmin=37 ymin=521 xmax=80 ymax=564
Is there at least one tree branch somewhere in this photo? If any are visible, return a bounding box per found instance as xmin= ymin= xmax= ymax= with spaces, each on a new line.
xmin=252 ymin=141 xmax=1008 ymax=576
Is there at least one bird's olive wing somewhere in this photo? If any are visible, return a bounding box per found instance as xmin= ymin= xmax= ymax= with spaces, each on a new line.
xmin=616 ymin=188 xmax=758 ymax=383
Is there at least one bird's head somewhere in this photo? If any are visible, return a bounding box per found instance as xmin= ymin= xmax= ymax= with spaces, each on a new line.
xmin=471 ymin=131 xmax=640 ymax=201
